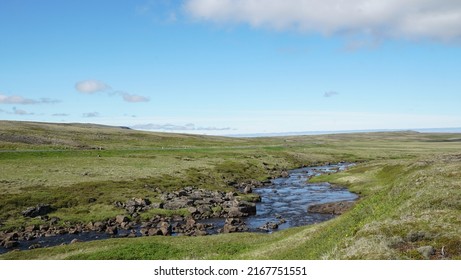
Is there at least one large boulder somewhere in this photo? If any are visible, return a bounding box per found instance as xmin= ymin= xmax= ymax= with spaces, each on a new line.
xmin=157 ymin=221 xmax=171 ymax=236
xmin=226 ymin=207 xmax=244 ymax=218
xmin=243 ymin=186 xmax=252 ymax=194
xmin=258 ymin=222 xmax=279 ymax=231
xmin=105 ymin=226 xmax=118 ymax=235
xmin=92 ymin=221 xmax=107 ymax=232
xmin=117 ymin=198 xmax=153 ymax=214
xmin=236 ymin=200 xmax=256 ymax=215
xmin=417 ymin=246 xmax=435 ymax=259
xmin=115 ymin=215 xmax=129 ymax=224
xmin=22 ymin=204 xmax=55 ymax=218
xmin=163 ymin=198 xmax=194 ymax=210
xmin=222 ymin=218 xmax=248 ymax=233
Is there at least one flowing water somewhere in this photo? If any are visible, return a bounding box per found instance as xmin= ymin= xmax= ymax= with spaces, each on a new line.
xmin=246 ymin=163 xmax=358 ymax=231
xmin=0 ymin=163 xmax=358 ymax=254
xmin=205 ymin=163 xmax=358 ymax=232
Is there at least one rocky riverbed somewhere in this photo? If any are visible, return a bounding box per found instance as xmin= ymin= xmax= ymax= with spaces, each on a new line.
xmin=0 ymin=162 xmax=358 ymax=254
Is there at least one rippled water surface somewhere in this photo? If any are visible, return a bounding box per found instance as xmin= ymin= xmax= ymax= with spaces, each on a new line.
xmin=244 ymin=163 xmax=358 ymax=231
xmin=0 ymin=163 xmax=357 ymax=253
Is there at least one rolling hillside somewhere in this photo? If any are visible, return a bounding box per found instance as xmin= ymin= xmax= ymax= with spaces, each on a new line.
xmin=1 ymin=121 xmax=460 ymax=259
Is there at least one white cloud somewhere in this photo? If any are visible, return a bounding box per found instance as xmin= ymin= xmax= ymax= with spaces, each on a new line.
xmin=75 ymin=81 xmax=149 ymax=103
xmin=184 ymin=0 xmax=461 ymax=42
xmin=39 ymin=98 xmax=61 ymax=104
xmin=0 ymin=94 xmax=60 ymax=105
xmin=12 ymin=107 xmax=34 ymax=115
xmin=131 ymin=123 xmax=232 ymax=131
xmin=0 ymin=94 xmax=37 ymax=104
xmin=120 ymin=92 xmax=150 ymax=103
xmin=83 ymin=112 xmax=100 ymax=118
xmin=75 ymin=80 xmax=111 ymax=94
xmin=14 ymin=109 xmax=31 ymax=115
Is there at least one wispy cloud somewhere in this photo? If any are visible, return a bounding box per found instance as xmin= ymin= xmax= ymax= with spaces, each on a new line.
xmin=119 ymin=91 xmax=150 ymax=103
xmin=0 ymin=94 xmax=36 ymax=104
xmin=82 ymin=112 xmax=100 ymax=118
xmin=75 ymin=80 xmax=149 ymax=103
xmin=184 ymin=0 xmax=461 ymax=43
xmin=52 ymin=113 xmax=70 ymax=117
xmin=0 ymin=94 xmax=60 ymax=105
xmin=0 ymin=107 xmax=34 ymax=115
xmin=13 ymin=108 xmax=34 ymax=115
xmin=39 ymin=98 xmax=61 ymax=104
xmin=324 ymin=91 xmax=340 ymax=98
xmin=132 ymin=123 xmax=232 ymax=131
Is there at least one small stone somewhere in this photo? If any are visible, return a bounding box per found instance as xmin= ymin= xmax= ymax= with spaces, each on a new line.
xmin=49 ymin=217 xmax=60 ymax=225
xmin=4 ymin=240 xmax=19 ymax=249
xmin=105 ymin=226 xmax=118 ymax=235
xmin=25 ymin=225 xmax=38 ymax=232
xmin=243 ymin=186 xmax=252 ymax=194
xmin=148 ymin=228 xmax=163 ymax=236
xmin=115 ymin=215 xmax=129 ymax=224
xmin=417 ymin=246 xmax=435 ymax=259
xmin=187 ymin=207 xmax=198 ymax=214
xmin=29 ymin=244 xmax=42 ymax=250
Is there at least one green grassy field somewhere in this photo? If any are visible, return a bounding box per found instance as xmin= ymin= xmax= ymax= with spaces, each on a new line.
xmin=0 ymin=121 xmax=460 ymax=259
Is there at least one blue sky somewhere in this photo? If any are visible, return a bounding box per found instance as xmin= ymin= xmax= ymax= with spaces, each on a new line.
xmin=1 ymin=0 xmax=461 ymax=135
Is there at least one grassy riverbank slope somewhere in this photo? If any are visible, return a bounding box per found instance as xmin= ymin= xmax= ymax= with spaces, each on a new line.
xmin=1 ymin=121 xmax=460 ymax=259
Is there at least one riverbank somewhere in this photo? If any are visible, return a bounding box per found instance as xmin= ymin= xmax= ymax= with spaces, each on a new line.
xmin=0 ymin=163 xmax=357 ymax=254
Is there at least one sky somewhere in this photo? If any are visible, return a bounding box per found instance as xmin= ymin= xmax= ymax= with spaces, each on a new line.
xmin=1 ymin=0 xmax=461 ymax=135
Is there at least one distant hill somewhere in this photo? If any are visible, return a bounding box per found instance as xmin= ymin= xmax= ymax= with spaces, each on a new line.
xmin=0 ymin=120 xmax=250 ymax=150
xmin=227 ymin=127 xmax=461 ymax=137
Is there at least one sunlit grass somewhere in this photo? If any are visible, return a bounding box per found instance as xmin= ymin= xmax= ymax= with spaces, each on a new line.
xmin=1 ymin=121 xmax=461 ymax=259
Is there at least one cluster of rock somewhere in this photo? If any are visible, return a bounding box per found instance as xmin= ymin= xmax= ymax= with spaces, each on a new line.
xmin=258 ymin=215 xmax=287 ymax=232
xmin=0 ymin=214 xmax=137 ymax=249
xmin=1 ymin=186 xmax=262 ymax=250
xmin=113 ymin=198 xmax=157 ymax=217
xmin=221 ymin=218 xmax=248 ymax=233
xmin=0 ymin=219 xmax=67 ymax=250
xmin=114 ymin=186 xmax=259 ymax=220
xmin=138 ymin=215 xmax=214 ymax=237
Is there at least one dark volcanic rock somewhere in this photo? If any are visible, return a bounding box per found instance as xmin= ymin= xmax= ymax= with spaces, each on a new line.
xmin=222 ymin=218 xmax=248 ymax=234
xmin=163 ymin=198 xmax=194 ymax=210
xmin=115 ymin=215 xmax=129 ymax=224
xmin=22 ymin=204 xmax=55 ymax=218
xmin=258 ymin=222 xmax=279 ymax=231
xmin=116 ymin=198 xmax=153 ymax=215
